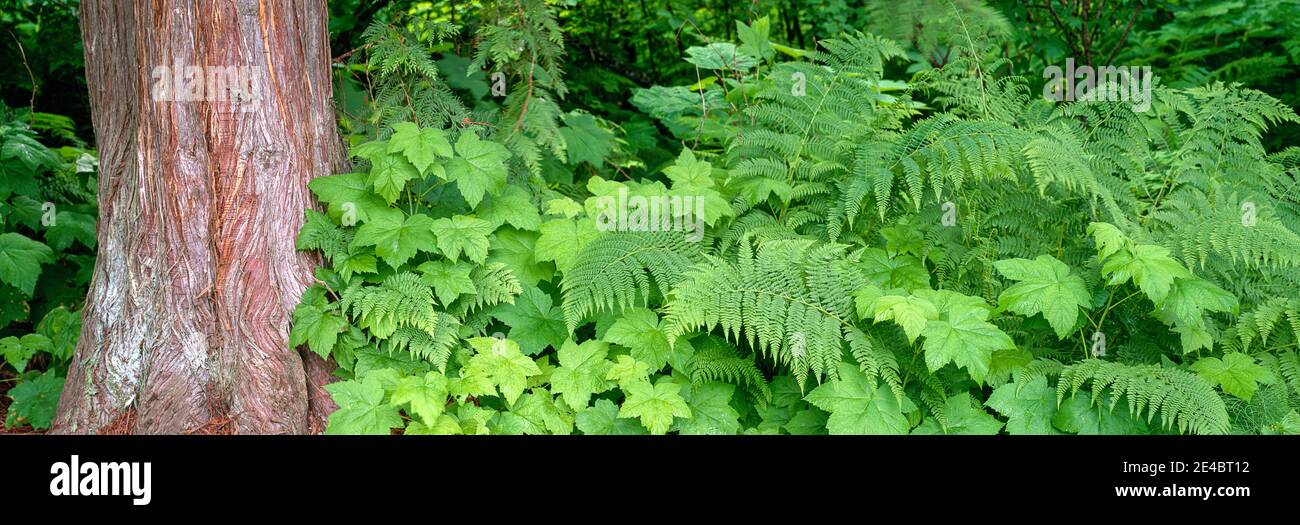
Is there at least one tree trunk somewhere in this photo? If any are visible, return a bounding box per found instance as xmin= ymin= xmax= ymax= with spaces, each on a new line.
xmin=52 ymin=0 xmax=345 ymax=434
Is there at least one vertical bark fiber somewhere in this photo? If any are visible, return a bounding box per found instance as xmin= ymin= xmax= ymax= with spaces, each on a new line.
xmin=52 ymin=0 xmax=344 ymax=434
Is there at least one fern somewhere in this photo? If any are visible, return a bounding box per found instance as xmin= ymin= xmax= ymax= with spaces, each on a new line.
xmin=664 ymin=239 xmax=865 ymax=387
xmin=560 ymin=230 xmax=703 ymax=330
xmin=1056 ymin=359 xmax=1231 ymax=435
xmin=686 ymin=335 xmax=773 ymax=408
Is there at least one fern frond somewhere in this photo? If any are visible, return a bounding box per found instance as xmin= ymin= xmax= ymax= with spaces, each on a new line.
xmin=561 ymin=231 xmax=704 ymax=329
xmin=1057 ymin=359 xmax=1231 ymax=435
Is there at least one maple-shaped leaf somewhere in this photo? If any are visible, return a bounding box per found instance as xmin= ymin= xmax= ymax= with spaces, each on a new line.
xmin=804 ymin=361 xmax=909 ymax=434
xmin=45 ymin=210 xmax=97 ymax=251
xmin=736 ymin=16 xmax=775 ymax=60
xmin=985 ymin=376 xmax=1061 ymax=435
xmin=367 ymin=151 xmax=423 ymax=204
xmin=289 ymin=285 xmax=347 ymax=358
xmin=993 ymin=255 xmax=1091 ymax=338
xmin=549 ymin=339 xmax=613 ymax=410
xmin=605 ymin=355 xmax=651 ymax=389
xmin=490 ymin=285 xmax=567 ymax=356
xmin=559 ymin=112 xmax=615 ymax=167
xmin=307 ymin=172 xmax=390 ymax=225
xmin=604 ymin=307 xmax=694 ymax=372
xmin=405 ymin=414 xmax=463 ymax=435
xmin=476 ymin=184 xmax=541 ymax=231
xmin=911 ymin=392 xmax=1004 ymax=435
xmin=869 ymin=294 xmax=938 ymax=344
xmin=5 ymin=370 xmax=63 ymax=429
xmin=921 ymin=307 xmax=1013 ymax=384
xmin=1099 ymin=243 xmax=1190 ymax=303
xmin=535 ymin=217 xmax=599 ymax=272
xmin=324 ymin=375 xmax=404 ymax=435
xmin=495 ymin=387 xmax=574 ymax=435
xmin=672 ymin=381 xmax=741 ymax=435
xmin=1153 ymin=276 xmax=1239 ymax=328
xmin=543 ymin=197 xmax=584 ymax=218
xmin=463 ymin=336 xmax=542 ymax=404
xmin=416 ymin=260 xmax=476 ymax=305
xmin=332 ymin=242 xmax=379 ymax=281
xmin=354 ymin=213 xmax=436 ymax=269
xmin=0 ymin=333 xmax=50 ymax=373
xmin=430 ymin=215 xmax=492 ymax=264
xmin=0 ymin=232 xmax=54 ymax=296
xmin=576 ymin=398 xmax=647 ymax=435
xmin=387 ymin=122 xmax=452 ymax=177
xmin=446 ymin=131 xmax=509 ymax=208
xmin=487 ymin=228 xmax=555 ymax=286
xmin=617 ymin=378 xmax=692 ymax=435
xmin=390 ymin=371 xmax=450 ymax=426
xmin=1190 ymin=352 xmax=1274 ymax=400
xmin=861 ymin=248 xmax=931 ymax=291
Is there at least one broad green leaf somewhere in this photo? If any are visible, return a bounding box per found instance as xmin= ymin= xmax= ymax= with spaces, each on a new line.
xmin=45 ymin=210 xmax=97 ymax=251
xmin=289 ymin=285 xmax=347 ymax=358
xmin=911 ymin=393 xmax=1003 ymax=435
xmin=994 ymin=255 xmax=1091 ymax=338
xmin=0 ymin=232 xmax=54 ymax=296
xmin=405 ymin=414 xmax=463 ymax=435
xmin=367 ymin=152 xmax=423 ymax=204
xmin=490 ymin=286 xmax=567 ymax=356
xmin=576 ymin=398 xmax=647 ymax=435
xmin=416 ymin=260 xmax=476 ymax=305
xmin=870 ymin=295 xmax=938 ymax=343
xmin=1101 ymin=244 xmax=1190 ymax=303
xmin=387 ymin=122 xmax=452 ymax=176
xmin=985 ymin=376 xmax=1061 ymax=435
xmin=496 ymin=387 xmax=573 ymax=435
xmin=324 ymin=375 xmax=404 ymax=435
xmin=307 ymin=172 xmax=390 ymax=225
xmin=783 ymin=408 xmax=829 ymax=435
xmin=604 ymin=307 xmax=693 ymax=372
xmin=35 ymin=307 xmax=80 ymax=361
xmin=804 ymin=362 xmax=909 ymax=434
xmin=1190 ymin=353 xmax=1274 ymax=400
xmin=332 ymin=242 xmax=379 ymax=281
xmin=535 ymin=217 xmax=599 ymax=272
xmin=559 ymin=112 xmax=615 ymax=167
xmin=921 ymin=308 xmax=1014 ymax=384
xmin=463 ymin=336 xmax=542 ymax=404
xmin=390 ymin=372 xmax=450 ymax=426
xmin=1053 ymin=394 xmax=1150 ymax=435
xmin=618 ymin=378 xmax=692 ymax=435
xmin=684 ymin=43 xmax=758 ymax=70
xmin=487 ymin=228 xmax=555 ymax=286
xmin=446 ymin=131 xmax=509 ymax=208
xmin=672 ymin=381 xmax=741 ymax=435
xmin=476 ymin=185 xmax=542 ymax=231
xmin=605 ymin=355 xmax=651 ymax=389
xmin=736 ymin=16 xmax=774 ymax=60
xmin=354 ymin=213 xmax=436 ymax=269
xmin=0 ymin=334 xmax=50 ymax=373
xmin=1153 ymin=277 xmax=1238 ymax=328
xmin=5 ymin=371 xmax=63 ymax=430
xmin=860 ymin=248 xmax=930 ymax=291
xmin=431 ymin=215 xmax=492 ymax=264
xmin=549 ymin=339 xmax=612 ymax=410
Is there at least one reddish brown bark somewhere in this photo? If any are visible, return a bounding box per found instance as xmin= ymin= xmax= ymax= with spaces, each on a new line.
xmin=52 ymin=0 xmax=344 ymax=434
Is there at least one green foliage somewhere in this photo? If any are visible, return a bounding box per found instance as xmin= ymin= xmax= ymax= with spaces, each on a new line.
xmin=0 ymin=106 xmax=94 ymax=431
xmin=292 ymin=3 xmax=1300 ymax=436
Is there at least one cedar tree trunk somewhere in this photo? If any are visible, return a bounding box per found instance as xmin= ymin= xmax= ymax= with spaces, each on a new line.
xmin=52 ymin=0 xmax=344 ymax=434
